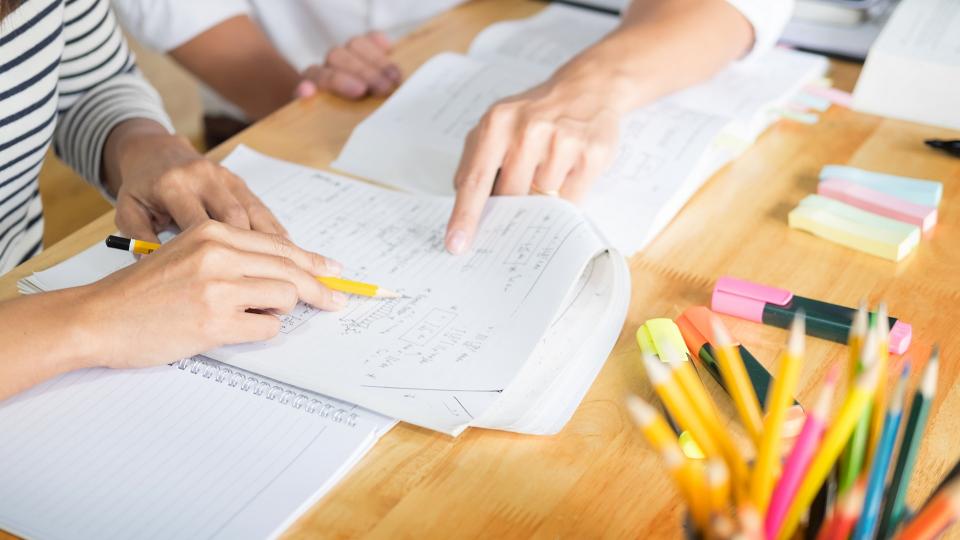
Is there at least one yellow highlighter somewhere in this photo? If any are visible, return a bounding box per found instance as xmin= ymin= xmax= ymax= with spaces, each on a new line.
xmin=104 ymin=235 xmax=401 ymax=299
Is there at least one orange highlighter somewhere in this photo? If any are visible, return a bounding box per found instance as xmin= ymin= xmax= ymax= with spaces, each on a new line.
xmin=676 ymin=306 xmax=805 ymax=442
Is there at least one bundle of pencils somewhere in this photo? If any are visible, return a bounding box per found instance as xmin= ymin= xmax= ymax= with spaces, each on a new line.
xmin=627 ymin=304 xmax=949 ymax=540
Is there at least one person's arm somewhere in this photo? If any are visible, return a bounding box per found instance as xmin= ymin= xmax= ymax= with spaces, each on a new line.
xmin=0 ymin=221 xmax=346 ymax=401
xmin=168 ymin=14 xmax=403 ymax=118
xmin=54 ymin=0 xmax=284 ymax=241
xmin=443 ymin=0 xmax=758 ymax=254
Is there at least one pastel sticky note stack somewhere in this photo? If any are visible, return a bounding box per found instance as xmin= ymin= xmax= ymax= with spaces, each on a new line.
xmin=817 ymin=179 xmax=938 ymax=232
xmin=787 ymin=166 xmax=943 ymax=261
xmin=789 ymin=195 xmax=921 ymax=261
xmin=820 ymin=166 xmax=943 ymax=207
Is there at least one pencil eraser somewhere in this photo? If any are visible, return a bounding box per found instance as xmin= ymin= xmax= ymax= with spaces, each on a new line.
xmin=818 ymin=179 xmax=938 ymax=232
xmin=889 ymin=320 xmax=913 ymax=355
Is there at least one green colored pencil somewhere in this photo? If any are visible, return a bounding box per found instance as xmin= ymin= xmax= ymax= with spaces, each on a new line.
xmin=880 ymin=345 xmax=939 ymax=537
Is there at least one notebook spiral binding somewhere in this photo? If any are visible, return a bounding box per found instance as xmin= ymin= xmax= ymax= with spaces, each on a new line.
xmin=174 ymin=356 xmax=359 ymax=428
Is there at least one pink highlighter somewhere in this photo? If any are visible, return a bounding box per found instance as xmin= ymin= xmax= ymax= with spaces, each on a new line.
xmin=712 ymin=276 xmax=912 ymax=354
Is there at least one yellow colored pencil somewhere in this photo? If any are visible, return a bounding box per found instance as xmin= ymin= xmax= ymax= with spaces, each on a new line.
xmin=627 ymin=395 xmax=681 ymax=453
xmin=707 ymin=458 xmax=732 ymax=514
xmin=642 ymin=354 xmax=723 ymax=460
xmin=751 ymin=313 xmax=805 ymax=513
xmin=710 ymin=317 xmax=764 ymax=445
xmin=660 ymin=344 xmax=750 ymax=499
xmin=316 ymin=276 xmax=401 ymax=298
xmin=776 ymin=352 xmax=880 ymax=540
xmin=104 ymin=235 xmax=400 ymax=298
xmin=866 ymin=303 xmax=890 ymax=466
xmin=685 ymin=459 xmax=711 ymax=531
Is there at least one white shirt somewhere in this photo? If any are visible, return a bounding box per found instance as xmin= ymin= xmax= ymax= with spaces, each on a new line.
xmin=112 ymin=0 xmax=793 ymax=120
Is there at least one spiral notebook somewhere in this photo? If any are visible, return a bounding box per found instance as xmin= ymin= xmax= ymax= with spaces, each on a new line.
xmin=0 ymin=356 xmax=395 ymax=540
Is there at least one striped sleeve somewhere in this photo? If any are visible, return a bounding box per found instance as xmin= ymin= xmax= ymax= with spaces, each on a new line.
xmin=52 ymin=0 xmax=173 ymax=200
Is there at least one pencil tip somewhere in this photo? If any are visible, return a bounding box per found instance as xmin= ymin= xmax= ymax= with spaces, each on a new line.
xmin=922 ymin=345 xmax=940 ymax=396
xmin=626 ymin=395 xmax=655 ymax=425
xmin=710 ymin=315 xmax=733 ymax=347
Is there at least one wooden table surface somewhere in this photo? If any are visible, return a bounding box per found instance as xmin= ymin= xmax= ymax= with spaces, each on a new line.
xmin=3 ymin=1 xmax=959 ymax=538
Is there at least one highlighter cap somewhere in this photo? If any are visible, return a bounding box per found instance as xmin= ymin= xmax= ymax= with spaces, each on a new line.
xmin=636 ymin=319 xmax=691 ymax=360
xmin=889 ymin=320 xmax=913 ymax=355
xmin=676 ymin=306 xmax=737 ymax=352
xmin=711 ymin=276 xmax=793 ymax=322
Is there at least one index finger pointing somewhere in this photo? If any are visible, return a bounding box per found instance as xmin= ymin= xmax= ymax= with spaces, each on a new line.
xmin=445 ymin=129 xmax=508 ymax=255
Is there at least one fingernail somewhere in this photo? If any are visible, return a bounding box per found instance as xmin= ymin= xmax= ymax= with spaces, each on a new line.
xmin=384 ymin=65 xmax=402 ymax=82
xmin=331 ymin=292 xmax=349 ymax=309
xmin=295 ymin=80 xmax=316 ymax=98
xmin=345 ymin=79 xmax=366 ymax=96
xmin=327 ymin=259 xmax=343 ymax=275
xmin=446 ymin=230 xmax=467 ymax=255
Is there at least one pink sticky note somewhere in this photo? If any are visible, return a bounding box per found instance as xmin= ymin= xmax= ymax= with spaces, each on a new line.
xmin=802 ymin=85 xmax=854 ymax=108
xmin=818 ymin=178 xmax=937 ymax=231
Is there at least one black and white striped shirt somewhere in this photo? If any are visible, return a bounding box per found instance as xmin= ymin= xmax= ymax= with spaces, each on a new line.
xmin=0 ymin=0 xmax=172 ymax=273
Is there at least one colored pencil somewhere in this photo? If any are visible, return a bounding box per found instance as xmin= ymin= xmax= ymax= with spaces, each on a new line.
xmin=881 ymin=346 xmax=939 ymax=537
xmin=661 ymin=344 xmax=749 ymax=498
xmin=839 ymin=321 xmax=878 ymax=492
xmin=816 ymin=479 xmax=867 ymax=540
xmin=706 ymin=458 xmax=731 ymax=514
xmin=775 ymin=343 xmax=880 ymax=540
xmin=627 ymin=395 xmax=681 ymax=453
xmin=711 ymin=316 xmax=764 ymax=445
xmin=751 ymin=313 xmax=805 ymax=513
xmin=852 ymin=365 xmax=908 ymax=540
xmin=847 ymin=301 xmax=868 ymax=387
xmin=642 ymin=354 xmax=723 ymax=460
xmin=898 ymin=476 xmax=960 ymax=540
xmin=765 ymin=366 xmax=839 ymax=538
xmin=867 ymin=303 xmax=891 ymax=465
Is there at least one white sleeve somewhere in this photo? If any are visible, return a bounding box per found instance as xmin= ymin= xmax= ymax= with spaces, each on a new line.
xmin=111 ymin=0 xmax=252 ymax=51
xmin=724 ymin=0 xmax=794 ymax=61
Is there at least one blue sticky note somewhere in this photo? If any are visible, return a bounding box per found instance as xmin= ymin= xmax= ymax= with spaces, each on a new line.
xmin=820 ymin=165 xmax=942 ymax=207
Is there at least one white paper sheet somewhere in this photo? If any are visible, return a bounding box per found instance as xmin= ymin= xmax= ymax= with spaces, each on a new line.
xmin=0 ymin=359 xmax=393 ymax=540
xmin=211 ymin=147 xmax=605 ymax=435
xmin=333 ymin=6 xmax=827 ymax=255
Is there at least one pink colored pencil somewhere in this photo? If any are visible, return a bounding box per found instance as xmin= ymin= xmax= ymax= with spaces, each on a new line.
xmin=765 ymin=367 xmax=840 ymax=538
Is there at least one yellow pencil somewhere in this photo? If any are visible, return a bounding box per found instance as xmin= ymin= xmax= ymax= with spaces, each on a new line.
xmin=315 ymin=276 xmax=401 ymax=299
xmin=776 ymin=347 xmax=880 ymax=540
xmin=751 ymin=313 xmax=805 ymax=513
xmin=866 ymin=302 xmax=890 ymax=466
xmin=104 ymin=235 xmax=401 ymax=299
xmin=642 ymin=354 xmax=723 ymax=460
xmin=685 ymin=458 xmax=712 ymax=531
xmin=660 ymin=344 xmax=750 ymax=500
xmin=710 ymin=317 xmax=764 ymax=445
xmin=627 ymin=395 xmax=682 ymax=453
xmin=706 ymin=458 xmax=732 ymax=514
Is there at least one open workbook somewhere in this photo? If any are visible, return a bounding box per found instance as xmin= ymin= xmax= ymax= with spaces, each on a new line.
xmin=333 ymin=4 xmax=829 ymax=254
xmin=19 ymin=146 xmax=631 ymax=437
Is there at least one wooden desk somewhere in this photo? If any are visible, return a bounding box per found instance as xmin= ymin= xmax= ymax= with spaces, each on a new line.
xmin=3 ymin=1 xmax=959 ymax=537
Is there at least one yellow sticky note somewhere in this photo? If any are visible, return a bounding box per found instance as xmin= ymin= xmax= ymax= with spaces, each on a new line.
xmin=788 ymin=195 xmax=920 ymax=261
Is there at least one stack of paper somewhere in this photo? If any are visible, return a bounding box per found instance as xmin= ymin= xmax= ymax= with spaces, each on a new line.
xmin=19 ymin=146 xmax=631 ymax=436
xmin=788 ymin=165 xmax=943 ymax=261
xmin=332 ymin=4 xmax=829 ymax=254
xmin=852 ymin=0 xmax=960 ymax=130
xmin=0 ymin=357 xmax=394 ymax=540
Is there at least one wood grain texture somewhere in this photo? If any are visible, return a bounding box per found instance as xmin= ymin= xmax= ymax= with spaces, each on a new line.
xmin=2 ymin=1 xmax=958 ymax=538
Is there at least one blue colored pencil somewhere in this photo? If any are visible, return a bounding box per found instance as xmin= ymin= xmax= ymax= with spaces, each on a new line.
xmin=852 ymin=365 xmax=909 ymax=540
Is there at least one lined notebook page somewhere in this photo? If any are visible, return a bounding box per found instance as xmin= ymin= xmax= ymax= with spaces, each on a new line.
xmin=0 ymin=361 xmax=393 ymax=540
